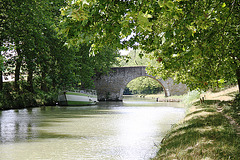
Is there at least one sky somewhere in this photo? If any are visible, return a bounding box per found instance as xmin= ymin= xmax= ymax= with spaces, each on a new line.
xmin=119 ymin=48 xmax=132 ymax=55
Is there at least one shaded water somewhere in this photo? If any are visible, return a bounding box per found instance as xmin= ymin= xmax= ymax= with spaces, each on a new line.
xmin=0 ymin=96 xmax=185 ymax=160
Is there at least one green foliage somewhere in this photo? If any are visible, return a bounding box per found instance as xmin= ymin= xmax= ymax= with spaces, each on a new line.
xmin=0 ymin=81 xmax=61 ymax=110
xmin=1 ymin=0 xmax=120 ymax=109
xmin=127 ymin=77 xmax=163 ymax=94
xmin=0 ymin=82 xmax=37 ymax=109
xmin=118 ymin=49 xmax=153 ymax=67
xmin=0 ymin=46 xmax=7 ymax=71
xmin=35 ymin=89 xmax=59 ymax=106
xmin=144 ymin=0 xmax=239 ymax=91
xmin=1 ymin=0 xmax=70 ymax=91
xmin=59 ymin=0 xmax=240 ymax=92
xmin=231 ymin=93 xmax=240 ymax=124
xmin=182 ymin=90 xmax=201 ymax=107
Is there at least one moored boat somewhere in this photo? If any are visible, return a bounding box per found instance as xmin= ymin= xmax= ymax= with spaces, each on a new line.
xmin=58 ymin=90 xmax=98 ymax=106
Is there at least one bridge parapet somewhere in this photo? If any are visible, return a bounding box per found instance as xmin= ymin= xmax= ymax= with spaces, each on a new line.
xmin=94 ymin=66 xmax=187 ymax=101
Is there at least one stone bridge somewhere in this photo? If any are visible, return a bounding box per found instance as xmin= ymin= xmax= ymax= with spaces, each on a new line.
xmin=94 ymin=66 xmax=188 ymax=101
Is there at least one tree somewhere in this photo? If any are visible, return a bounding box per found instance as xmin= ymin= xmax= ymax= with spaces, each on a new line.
xmin=59 ymin=0 xmax=240 ymax=91
xmin=127 ymin=77 xmax=163 ymax=94
xmin=0 ymin=0 xmax=75 ymax=107
xmin=1 ymin=0 xmax=119 ymax=108
xmin=0 ymin=0 xmax=10 ymax=91
xmin=1 ymin=0 xmax=55 ymax=91
xmin=146 ymin=0 xmax=240 ymax=91
xmin=118 ymin=49 xmax=147 ymax=67
xmin=1 ymin=0 xmax=119 ymax=93
xmin=118 ymin=49 xmax=163 ymax=94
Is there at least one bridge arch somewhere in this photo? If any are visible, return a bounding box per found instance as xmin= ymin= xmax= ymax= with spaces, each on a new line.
xmin=94 ymin=66 xmax=187 ymax=101
xmin=124 ymin=75 xmax=169 ymax=97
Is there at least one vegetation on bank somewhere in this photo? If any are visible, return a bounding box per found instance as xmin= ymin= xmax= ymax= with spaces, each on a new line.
xmin=1 ymin=1 xmax=239 ymax=110
xmin=153 ymin=89 xmax=240 ymax=160
xmin=137 ymin=90 xmax=199 ymax=103
xmin=60 ymin=0 xmax=240 ymax=92
xmin=1 ymin=1 xmax=119 ymax=110
xmin=124 ymin=77 xmax=163 ymax=95
xmin=0 ymin=82 xmax=58 ymax=110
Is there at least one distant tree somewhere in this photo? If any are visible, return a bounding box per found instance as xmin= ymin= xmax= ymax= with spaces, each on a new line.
xmin=118 ymin=50 xmax=163 ymax=94
xmin=127 ymin=77 xmax=163 ymax=95
xmin=123 ymin=87 xmax=132 ymax=95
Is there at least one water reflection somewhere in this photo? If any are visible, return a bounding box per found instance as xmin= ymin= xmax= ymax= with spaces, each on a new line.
xmin=0 ymin=109 xmax=39 ymax=143
xmin=114 ymin=106 xmax=184 ymax=159
xmin=0 ymin=97 xmax=185 ymax=160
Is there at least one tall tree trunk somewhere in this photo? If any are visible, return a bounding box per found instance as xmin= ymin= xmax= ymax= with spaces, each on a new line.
xmin=41 ymin=68 xmax=47 ymax=92
xmin=27 ymin=68 xmax=33 ymax=92
xmin=15 ymin=48 xmax=22 ymax=91
xmin=15 ymin=59 xmax=21 ymax=91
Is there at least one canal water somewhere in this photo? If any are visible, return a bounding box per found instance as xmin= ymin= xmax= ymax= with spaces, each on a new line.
xmin=0 ymin=96 xmax=185 ymax=160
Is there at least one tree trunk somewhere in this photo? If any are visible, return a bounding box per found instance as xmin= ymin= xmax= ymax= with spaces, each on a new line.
xmin=15 ymin=48 xmax=22 ymax=91
xmin=41 ymin=69 xmax=47 ymax=92
xmin=236 ymin=67 xmax=240 ymax=92
xmin=15 ymin=59 xmax=21 ymax=91
xmin=27 ymin=68 xmax=33 ymax=92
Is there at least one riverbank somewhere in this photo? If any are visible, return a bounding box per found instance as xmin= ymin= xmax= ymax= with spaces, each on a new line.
xmin=153 ymin=86 xmax=240 ymax=159
xmin=137 ymin=93 xmax=184 ymax=102
xmin=0 ymin=82 xmax=58 ymax=110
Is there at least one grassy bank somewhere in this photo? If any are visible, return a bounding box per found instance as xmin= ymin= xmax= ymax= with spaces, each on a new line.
xmin=153 ymin=87 xmax=240 ymax=159
xmin=140 ymin=93 xmax=185 ymax=102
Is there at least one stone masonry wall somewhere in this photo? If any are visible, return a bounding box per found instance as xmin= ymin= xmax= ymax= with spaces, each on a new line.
xmin=94 ymin=66 xmax=188 ymax=101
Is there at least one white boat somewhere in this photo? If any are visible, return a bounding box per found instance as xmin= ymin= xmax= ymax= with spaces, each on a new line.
xmin=58 ymin=90 xmax=98 ymax=106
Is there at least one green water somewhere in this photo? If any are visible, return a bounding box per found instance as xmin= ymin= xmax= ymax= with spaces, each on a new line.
xmin=0 ymin=96 xmax=185 ymax=160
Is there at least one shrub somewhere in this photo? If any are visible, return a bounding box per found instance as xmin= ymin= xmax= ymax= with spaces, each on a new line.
xmin=36 ymin=90 xmax=58 ymax=106
xmin=182 ymin=90 xmax=201 ymax=107
xmin=0 ymin=82 xmax=58 ymax=110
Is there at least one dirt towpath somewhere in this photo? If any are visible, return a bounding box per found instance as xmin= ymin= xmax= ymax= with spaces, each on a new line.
xmin=201 ymin=86 xmax=238 ymax=101
xmin=202 ymin=86 xmax=240 ymax=135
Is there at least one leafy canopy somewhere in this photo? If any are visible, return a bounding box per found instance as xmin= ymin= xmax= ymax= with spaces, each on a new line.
xmin=59 ymin=0 xmax=240 ymax=91
xmin=1 ymin=0 xmax=120 ymax=92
